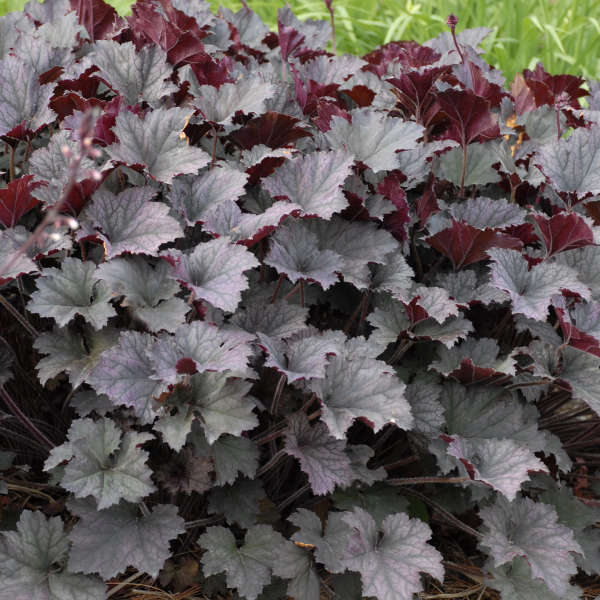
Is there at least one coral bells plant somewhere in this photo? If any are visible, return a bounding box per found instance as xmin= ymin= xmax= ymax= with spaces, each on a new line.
xmin=2 ymin=0 xmax=600 ymax=598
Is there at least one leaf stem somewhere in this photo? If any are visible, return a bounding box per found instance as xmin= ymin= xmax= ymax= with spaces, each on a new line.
xmin=324 ymin=0 xmax=336 ymax=54
xmin=459 ymin=142 xmax=467 ymax=198
xmin=419 ymin=586 xmax=484 ymax=599
xmin=399 ymin=487 xmax=482 ymax=539
xmin=356 ymin=290 xmax=370 ymax=335
xmin=210 ymin=125 xmax=218 ymax=169
xmin=256 ymin=449 xmax=286 ymax=477
xmin=277 ymin=482 xmax=310 ymax=511
xmin=106 ymin=571 xmax=145 ymax=598
xmin=271 ymin=373 xmax=287 ymax=415
xmin=7 ymin=142 xmax=16 ymax=182
xmin=389 ymin=340 xmax=414 ymax=364
xmin=300 ymin=393 xmax=317 ymax=413
xmin=255 ymin=427 xmax=286 ymax=446
xmin=0 ymin=293 xmax=39 ymax=337
xmin=447 ymin=14 xmax=465 ymax=65
xmin=270 ymin=273 xmax=285 ymax=303
xmin=388 ymin=476 xmax=469 ymax=485
xmin=307 ymin=409 xmax=321 ymax=421
xmin=0 ymin=386 xmax=54 ymax=449
xmin=183 ymin=515 xmax=224 ymax=530
xmin=283 ymin=282 xmax=301 ymax=301
xmin=343 ymin=295 xmax=363 ymax=333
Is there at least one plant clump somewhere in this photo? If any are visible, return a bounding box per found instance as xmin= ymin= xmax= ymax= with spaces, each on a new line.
xmin=1 ymin=1 xmax=600 ymax=599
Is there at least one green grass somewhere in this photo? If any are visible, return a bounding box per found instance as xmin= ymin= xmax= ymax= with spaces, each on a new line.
xmin=3 ymin=0 xmax=600 ymax=82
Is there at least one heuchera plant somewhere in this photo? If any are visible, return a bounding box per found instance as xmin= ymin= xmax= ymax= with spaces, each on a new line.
xmin=1 ymin=0 xmax=600 ymax=598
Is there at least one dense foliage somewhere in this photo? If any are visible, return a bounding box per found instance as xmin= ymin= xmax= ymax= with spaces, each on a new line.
xmin=1 ymin=0 xmax=600 ymax=598
xmin=4 ymin=0 xmax=600 ymax=84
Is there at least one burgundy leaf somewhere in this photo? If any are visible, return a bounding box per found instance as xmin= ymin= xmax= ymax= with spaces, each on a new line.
xmin=49 ymin=92 xmax=103 ymax=123
xmin=389 ymin=67 xmax=449 ymax=126
xmin=363 ymin=41 xmax=440 ymax=76
xmin=554 ymin=305 xmax=600 ymax=358
xmin=444 ymin=358 xmax=509 ymax=384
xmin=403 ymin=298 xmax=430 ymax=325
xmin=503 ymin=222 xmax=537 ymax=246
xmin=437 ymin=88 xmax=500 ymax=146
xmin=523 ymin=63 xmax=587 ymax=109
xmin=175 ymin=357 xmax=198 ymax=375
xmin=416 ymin=178 xmax=439 ymax=228
xmin=453 ymin=60 xmax=507 ymax=107
xmin=277 ymin=21 xmax=305 ymax=63
xmin=187 ymin=55 xmax=233 ymax=88
xmin=510 ymin=72 xmax=538 ymax=115
xmin=0 ymin=176 xmax=40 ymax=228
xmin=127 ymin=0 xmax=209 ymax=66
xmin=339 ymin=85 xmax=375 ymax=109
xmin=378 ymin=173 xmax=410 ymax=242
xmin=69 ymin=0 xmax=124 ymax=42
xmin=585 ymin=199 xmax=600 ymax=226
xmin=427 ymin=220 xmax=523 ymax=269
xmin=532 ymin=212 xmax=594 ymax=258
xmin=313 ymin=101 xmax=350 ymax=133
xmin=228 ymin=112 xmax=312 ymax=150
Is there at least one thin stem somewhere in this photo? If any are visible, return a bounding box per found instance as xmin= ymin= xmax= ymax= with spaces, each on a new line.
xmin=324 ymin=0 xmax=336 ymax=54
xmin=210 ymin=125 xmax=218 ymax=169
xmin=343 ymin=295 xmax=364 ymax=333
xmin=420 ymin=586 xmax=484 ymax=600
xmin=0 ymin=293 xmax=39 ymax=337
xmin=459 ymin=142 xmax=467 ymax=198
xmin=184 ymin=515 xmax=223 ymax=530
xmin=106 ymin=571 xmax=144 ymax=598
xmin=270 ymin=273 xmax=285 ymax=303
xmin=399 ymin=487 xmax=482 ymax=539
xmin=8 ymin=142 xmax=16 ymax=182
xmin=277 ymin=482 xmax=310 ymax=511
xmin=389 ymin=340 xmax=414 ymax=365
xmin=0 ymin=386 xmax=54 ymax=449
xmin=256 ymin=449 xmax=286 ymax=477
xmin=564 ymin=422 xmax=600 ymax=448
xmin=388 ymin=476 xmax=469 ymax=486
xmin=255 ymin=427 xmax=286 ymax=446
xmin=307 ymin=409 xmax=321 ymax=421
xmin=506 ymin=379 xmax=549 ymax=390
xmin=356 ymin=290 xmax=370 ymax=335
xmin=23 ymin=140 xmax=32 ymax=165
xmin=283 ymin=282 xmax=301 ymax=301
xmin=299 ymin=279 xmax=304 ymax=308
xmin=271 ymin=373 xmax=287 ymax=415
xmin=448 ymin=15 xmax=465 ymax=65
xmin=300 ymin=393 xmax=317 ymax=413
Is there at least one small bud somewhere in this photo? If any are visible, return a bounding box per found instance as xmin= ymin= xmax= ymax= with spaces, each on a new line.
xmin=446 ymin=14 xmax=459 ymax=28
xmin=82 ymin=136 xmax=93 ymax=148
xmin=60 ymin=144 xmax=73 ymax=158
xmin=66 ymin=217 xmax=79 ymax=230
xmin=88 ymin=169 xmax=102 ymax=181
xmin=87 ymin=148 xmax=102 ymax=159
xmin=49 ymin=232 xmax=62 ymax=242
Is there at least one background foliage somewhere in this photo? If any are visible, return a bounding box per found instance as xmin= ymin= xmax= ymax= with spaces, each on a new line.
xmin=3 ymin=0 xmax=600 ymax=81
